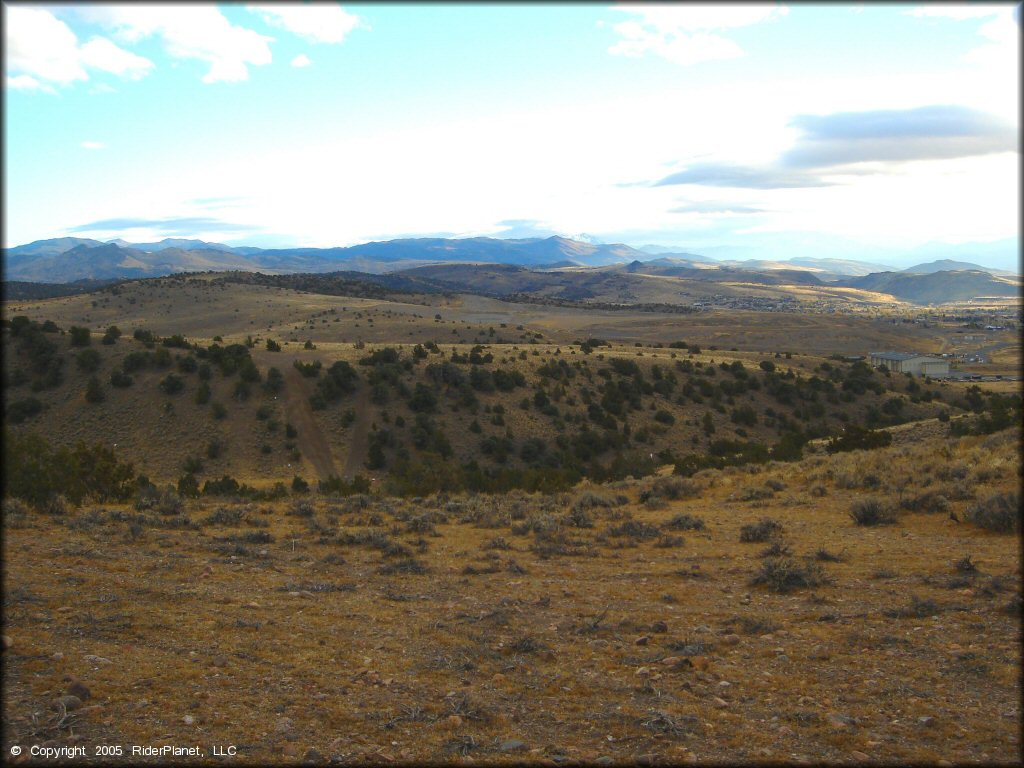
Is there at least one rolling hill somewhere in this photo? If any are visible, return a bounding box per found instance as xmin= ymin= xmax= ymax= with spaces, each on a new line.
xmin=839 ymin=270 xmax=1021 ymax=303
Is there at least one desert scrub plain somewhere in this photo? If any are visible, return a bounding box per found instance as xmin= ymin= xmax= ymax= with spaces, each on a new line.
xmin=2 ymin=425 xmax=1021 ymax=765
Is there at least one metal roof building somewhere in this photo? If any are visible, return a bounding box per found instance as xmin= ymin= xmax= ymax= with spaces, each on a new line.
xmin=869 ymin=351 xmax=950 ymax=377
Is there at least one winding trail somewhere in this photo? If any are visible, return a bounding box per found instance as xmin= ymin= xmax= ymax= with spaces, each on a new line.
xmin=342 ymin=383 xmax=372 ymax=479
xmin=282 ymin=365 xmax=338 ymax=480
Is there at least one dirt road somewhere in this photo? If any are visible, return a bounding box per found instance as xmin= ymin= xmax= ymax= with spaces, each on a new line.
xmin=282 ymin=365 xmax=338 ymax=480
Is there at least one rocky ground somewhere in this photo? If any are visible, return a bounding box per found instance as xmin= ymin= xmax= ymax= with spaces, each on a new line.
xmin=2 ymin=428 xmax=1021 ymax=765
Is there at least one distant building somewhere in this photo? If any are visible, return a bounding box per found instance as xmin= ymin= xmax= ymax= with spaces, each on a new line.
xmin=869 ymin=351 xmax=950 ymax=377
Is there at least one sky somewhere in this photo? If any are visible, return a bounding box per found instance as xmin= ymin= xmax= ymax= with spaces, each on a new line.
xmin=3 ymin=2 xmax=1021 ymax=269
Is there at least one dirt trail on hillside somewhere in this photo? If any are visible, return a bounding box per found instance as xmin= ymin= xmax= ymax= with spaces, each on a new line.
xmin=342 ymin=384 xmax=372 ymax=479
xmin=282 ymin=366 xmax=338 ymax=480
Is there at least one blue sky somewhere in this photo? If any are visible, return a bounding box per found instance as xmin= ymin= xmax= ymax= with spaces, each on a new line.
xmin=4 ymin=3 xmax=1020 ymax=268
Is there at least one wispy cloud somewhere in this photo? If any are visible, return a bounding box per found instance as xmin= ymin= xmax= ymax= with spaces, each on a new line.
xmin=656 ymin=163 xmax=831 ymax=190
xmin=248 ymin=4 xmax=361 ymax=44
xmin=191 ymin=196 xmax=250 ymax=207
xmin=606 ymin=4 xmax=788 ymax=66
xmin=290 ymin=53 xmax=312 ymax=68
xmin=80 ymin=140 xmax=105 ymax=150
xmin=654 ymin=104 xmax=1017 ymax=190
xmin=781 ymin=105 xmax=1017 ymax=168
xmin=670 ymin=202 xmax=765 ymax=214
xmin=69 ymin=216 xmax=262 ymax=235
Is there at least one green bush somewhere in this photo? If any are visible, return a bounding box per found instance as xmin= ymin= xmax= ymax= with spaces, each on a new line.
xmin=69 ymin=326 xmax=91 ymax=347
xmin=85 ymin=376 xmax=105 ymax=403
xmin=827 ymin=425 xmax=892 ymax=453
xmin=159 ymin=373 xmax=185 ymax=395
xmin=3 ymin=430 xmax=135 ymax=508
xmin=6 ymin=397 xmax=43 ymax=424
xmin=76 ymin=348 xmax=102 ymax=373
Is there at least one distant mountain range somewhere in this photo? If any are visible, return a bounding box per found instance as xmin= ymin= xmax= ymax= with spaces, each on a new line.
xmin=3 ymin=234 xmax=1020 ymax=304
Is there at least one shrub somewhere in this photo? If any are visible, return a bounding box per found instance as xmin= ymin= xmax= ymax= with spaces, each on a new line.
xmin=76 ymin=348 xmax=102 ymax=372
xmin=739 ymin=518 xmax=782 ymax=542
xmin=899 ymin=491 xmax=949 ymax=514
xmin=157 ymin=488 xmax=184 ymax=515
xmin=827 ymin=425 xmax=892 ymax=453
xmin=159 ymin=373 xmax=185 ymax=395
xmin=608 ymin=520 xmax=661 ymax=540
xmin=849 ymin=498 xmax=897 ymax=527
xmin=753 ymin=557 xmax=827 ymax=593
xmin=266 ymin=338 xmax=281 ymax=352
xmin=966 ymin=492 xmax=1020 ymax=533
xmin=378 ymin=558 xmax=429 ymax=575
xmin=85 ymin=376 xmax=105 ymax=403
xmin=3 ymin=430 xmax=135 ymax=508
xmin=69 ymin=326 xmax=91 ymax=347
xmin=664 ymin=513 xmax=705 ymax=531
xmin=649 ymin=476 xmax=702 ymax=501
xmin=292 ymin=476 xmax=310 ymax=494
xmin=572 ymin=490 xmax=617 ymax=511
xmin=110 ymin=370 xmax=133 ymax=388
xmin=7 ymin=397 xmax=43 ymax=424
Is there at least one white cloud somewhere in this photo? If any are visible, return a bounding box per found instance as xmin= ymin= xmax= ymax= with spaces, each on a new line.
xmin=80 ymin=6 xmax=274 ymax=83
xmin=248 ymin=4 xmax=360 ymax=44
xmin=5 ymin=6 xmax=88 ymax=85
xmin=81 ymin=141 xmax=105 ymax=150
xmin=290 ymin=53 xmax=312 ymax=68
xmin=80 ymin=37 xmax=153 ymax=80
xmin=607 ymin=4 xmax=789 ymax=65
xmin=906 ymin=5 xmax=1009 ymax=21
xmin=6 ymin=74 xmax=56 ymax=94
xmin=4 ymin=6 xmax=153 ymax=90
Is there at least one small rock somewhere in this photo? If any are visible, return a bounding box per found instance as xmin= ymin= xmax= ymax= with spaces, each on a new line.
xmin=851 ymin=751 xmax=870 ymax=761
xmin=53 ymin=695 xmax=83 ymax=711
xmin=302 ymin=747 xmax=324 ymax=762
xmin=1 ymin=635 xmax=11 ymax=651
xmin=650 ymin=621 xmax=668 ymax=633
xmin=635 ymin=636 xmax=650 ymax=646
xmin=276 ymin=716 xmax=295 ymax=733
xmin=659 ymin=656 xmax=682 ymax=666
xmin=281 ymin=744 xmax=300 ymax=758
xmin=491 ymin=673 xmax=506 ymax=684
xmin=827 ymin=713 xmax=856 ymax=729
xmin=595 ymin=758 xmax=613 ymax=766
xmin=918 ymin=716 xmax=935 ymax=728
xmin=443 ymin=715 xmax=462 ymax=729
xmin=712 ymin=697 xmax=728 ymax=708
xmin=52 ymin=652 xmax=63 ymax=661
xmin=500 ymin=739 xmax=528 ymax=752
xmin=808 ymin=644 xmax=831 ymax=660
xmin=635 ymin=666 xmax=652 ymax=677
xmin=211 ymin=656 xmax=228 ymax=668
xmin=722 ymin=634 xmax=740 ymax=646
xmin=66 ymin=681 xmax=91 ymax=701
xmin=182 ymin=714 xmax=195 ymax=725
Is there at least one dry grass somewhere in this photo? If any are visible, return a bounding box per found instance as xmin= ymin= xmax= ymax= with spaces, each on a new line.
xmin=2 ymin=427 xmax=1020 ymax=764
